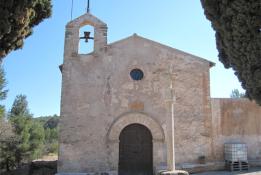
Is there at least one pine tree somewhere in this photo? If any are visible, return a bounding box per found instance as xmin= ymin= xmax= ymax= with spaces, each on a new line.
xmin=0 ymin=66 xmax=7 ymax=119
xmin=0 ymin=66 xmax=16 ymax=172
xmin=230 ymin=89 xmax=246 ymax=98
xmin=29 ymin=121 xmax=45 ymax=159
xmin=8 ymin=95 xmax=45 ymax=165
xmin=10 ymin=95 xmax=30 ymax=117
xmin=0 ymin=136 xmax=19 ymax=171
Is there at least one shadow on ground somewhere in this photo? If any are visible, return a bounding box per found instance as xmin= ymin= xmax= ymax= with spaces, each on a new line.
xmin=2 ymin=162 xmax=261 ymax=175
xmin=1 ymin=161 xmax=57 ymax=175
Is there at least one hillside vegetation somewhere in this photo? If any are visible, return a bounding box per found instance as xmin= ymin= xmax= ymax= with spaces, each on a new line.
xmin=0 ymin=95 xmax=59 ymax=172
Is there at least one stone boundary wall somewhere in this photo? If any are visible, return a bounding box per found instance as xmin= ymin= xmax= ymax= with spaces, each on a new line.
xmin=211 ymin=98 xmax=261 ymax=161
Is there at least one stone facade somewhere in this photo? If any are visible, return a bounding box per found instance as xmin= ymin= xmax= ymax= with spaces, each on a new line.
xmin=58 ymin=13 xmax=261 ymax=175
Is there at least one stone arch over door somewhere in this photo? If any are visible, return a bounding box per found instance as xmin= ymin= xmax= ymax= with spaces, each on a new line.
xmin=107 ymin=112 xmax=165 ymax=174
xmin=107 ymin=112 xmax=164 ymax=142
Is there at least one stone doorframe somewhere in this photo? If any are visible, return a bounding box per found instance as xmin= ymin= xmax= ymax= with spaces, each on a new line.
xmin=107 ymin=112 xmax=166 ymax=174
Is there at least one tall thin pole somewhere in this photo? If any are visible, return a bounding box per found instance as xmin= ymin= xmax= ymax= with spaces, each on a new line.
xmin=166 ymin=65 xmax=176 ymax=171
xmin=87 ymin=0 xmax=90 ymax=13
xmin=171 ymin=87 xmax=176 ymax=170
xmin=71 ymin=0 xmax=74 ymax=20
xmin=169 ymin=73 xmax=176 ymax=171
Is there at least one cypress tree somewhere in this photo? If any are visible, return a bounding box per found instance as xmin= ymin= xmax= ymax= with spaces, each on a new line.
xmin=201 ymin=0 xmax=261 ymax=104
xmin=0 ymin=0 xmax=52 ymax=59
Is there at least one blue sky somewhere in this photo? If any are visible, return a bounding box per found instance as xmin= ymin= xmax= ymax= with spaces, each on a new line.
xmin=2 ymin=0 xmax=244 ymax=117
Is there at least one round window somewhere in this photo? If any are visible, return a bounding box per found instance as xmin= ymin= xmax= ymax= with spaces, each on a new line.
xmin=130 ymin=69 xmax=144 ymax=81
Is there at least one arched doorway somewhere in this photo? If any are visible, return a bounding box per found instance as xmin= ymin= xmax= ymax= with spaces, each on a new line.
xmin=118 ymin=124 xmax=153 ymax=175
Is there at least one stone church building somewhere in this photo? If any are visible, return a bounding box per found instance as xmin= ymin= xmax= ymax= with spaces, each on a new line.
xmin=57 ymin=13 xmax=261 ymax=175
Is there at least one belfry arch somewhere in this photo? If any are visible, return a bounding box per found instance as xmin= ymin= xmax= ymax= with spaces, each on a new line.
xmin=64 ymin=13 xmax=107 ymax=57
xmin=78 ymin=25 xmax=94 ymax=54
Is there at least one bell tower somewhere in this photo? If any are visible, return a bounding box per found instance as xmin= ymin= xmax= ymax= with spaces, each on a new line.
xmin=64 ymin=12 xmax=107 ymax=58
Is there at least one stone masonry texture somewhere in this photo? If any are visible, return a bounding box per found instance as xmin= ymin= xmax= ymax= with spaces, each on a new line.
xmin=58 ymin=13 xmax=261 ymax=175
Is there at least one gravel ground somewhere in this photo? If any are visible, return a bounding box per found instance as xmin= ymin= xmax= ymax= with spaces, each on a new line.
xmin=193 ymin=168 xmax=261 ymax=175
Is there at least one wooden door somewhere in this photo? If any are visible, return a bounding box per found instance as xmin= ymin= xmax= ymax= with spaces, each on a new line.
xmin=119 ymin=124 xmax=153 ymax=175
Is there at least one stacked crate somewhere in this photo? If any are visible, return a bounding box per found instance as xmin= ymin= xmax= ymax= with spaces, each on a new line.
xmin=224 ymin=143 xmax=249 ymax=171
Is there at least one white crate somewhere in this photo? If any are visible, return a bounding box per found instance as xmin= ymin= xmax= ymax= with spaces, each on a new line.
xmin=224 ymin=143 xmax=247 ymax=161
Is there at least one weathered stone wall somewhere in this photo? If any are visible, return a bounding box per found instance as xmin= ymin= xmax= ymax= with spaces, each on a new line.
xmin=59 ymin=13 xmax=214 ymax=174
xmin=211 ymin=98 xmax=261 ymax=161
xmin=59 ymin=33 xmax=213 ymax=174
